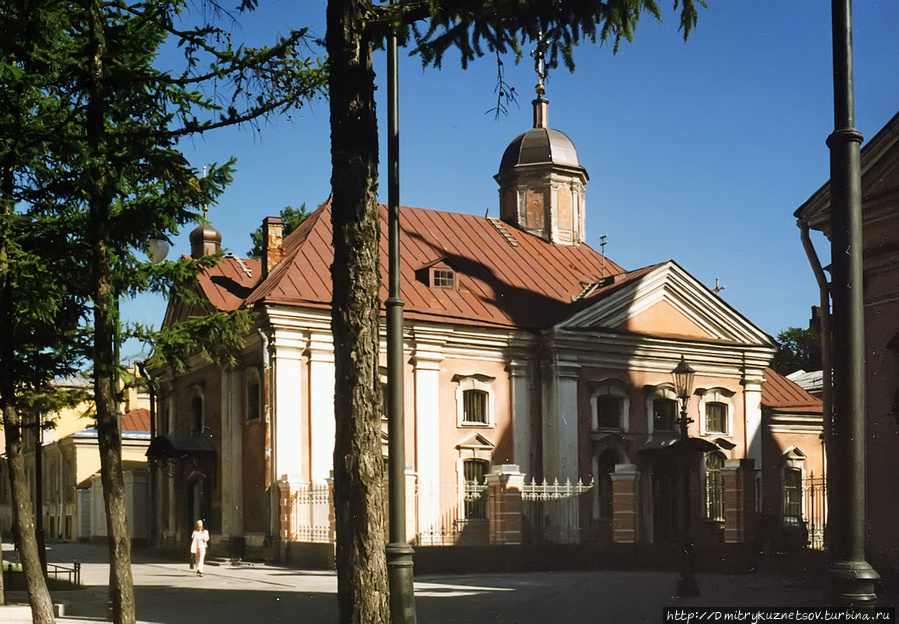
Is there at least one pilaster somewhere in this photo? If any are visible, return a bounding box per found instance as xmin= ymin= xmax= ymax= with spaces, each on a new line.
xmin=308 ymin=333 xmax=335 ymax=484
xmin=413 ymin=340 xmax=443 ymax=537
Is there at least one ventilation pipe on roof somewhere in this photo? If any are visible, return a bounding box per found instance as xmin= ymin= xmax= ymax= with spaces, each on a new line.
xmin=797 ymin=218 xmax=832 ymax=466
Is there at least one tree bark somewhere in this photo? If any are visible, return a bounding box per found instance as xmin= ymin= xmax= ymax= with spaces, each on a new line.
xmin=326 ymin=1 xmax=391 ymax=623
xmin=0 ymin=163 xmax=52 ymax=621
xmin=87 ymin=2 xmax=136 ymax=622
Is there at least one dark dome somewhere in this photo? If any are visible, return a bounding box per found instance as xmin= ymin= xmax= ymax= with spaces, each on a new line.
xmin=190 ymin=221 xmax=222 ymax=246
xmin=498 ymin=127 xmax=584 ymax=175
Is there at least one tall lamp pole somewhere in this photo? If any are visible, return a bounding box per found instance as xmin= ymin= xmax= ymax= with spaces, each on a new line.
xmin=672 ymin=355 xmax=698 ymax=597
xmin=827 ymin=0 xmax=878 ymax=607
xmin=385 ymin=5 xmax=417 ymax=622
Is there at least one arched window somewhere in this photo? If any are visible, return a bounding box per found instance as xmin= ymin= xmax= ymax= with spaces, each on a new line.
xmin=704 ymin=452 xmax=725 ymax=521
xmin=453 ymin=374 xmax=495 ymax=427
xmin=698 ymin=387 xmax=735 ymax=437
xmin=783 ymin=467 xmax=802 ymax=522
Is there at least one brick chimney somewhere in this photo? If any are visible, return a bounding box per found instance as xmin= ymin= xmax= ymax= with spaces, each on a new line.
xmin=262 ymin=216 xmax=284 ymax=277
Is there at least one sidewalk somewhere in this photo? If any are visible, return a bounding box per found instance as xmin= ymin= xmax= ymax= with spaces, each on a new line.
xmin=0 ymin=542 xmax=894 ymax=623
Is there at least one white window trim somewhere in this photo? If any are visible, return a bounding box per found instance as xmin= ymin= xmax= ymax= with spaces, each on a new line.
xmin=645 ymin=383 xmax=678 ymax=435
xmin=453 ymin=374 xmax=496 ymax=428
xmin=456 ymin=437 xmax=493 ymax=523
xmin=781 ymin=446 xmax=807 ymax=519
xmin=697 ymin=387 xmax=735 ymax=437
xmin=588 ymin=378 xmax=630 ymax=432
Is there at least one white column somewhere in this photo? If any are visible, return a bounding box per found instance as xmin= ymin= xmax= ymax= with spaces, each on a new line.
xmin=308 ymin=332 xmax=335 ymax=484
xmin=271 ymin=327 xmax=306 ymax=484
xmin=413 ymin=342 xmax=443 ymax=539
xmin=742 ymin=374 xmax=764 ymax=470
xmin=543 ymin=360 xmax=580 ymax=482
xmin=510 ymin=360 xmax=533 ymax=477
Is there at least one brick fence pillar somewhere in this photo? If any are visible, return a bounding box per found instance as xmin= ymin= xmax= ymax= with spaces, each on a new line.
xmin=722 ymin=458 xmax=757 ymax=544
xmin=610 ymin=463 xmax=641 ymax=543
xmin=485 ymin=464 xmax=525 ymax=545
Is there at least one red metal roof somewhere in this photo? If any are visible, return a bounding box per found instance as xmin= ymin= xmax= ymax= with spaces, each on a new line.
xmin=238 ymin=199 xmax=626 ymax=330
xmin=761 ymin=368 xmax=822 ymax=413
xmin=196 ymin=256 xmax=262 ymax=312
xmin=121 ymin=408 xmax=151 ymax=433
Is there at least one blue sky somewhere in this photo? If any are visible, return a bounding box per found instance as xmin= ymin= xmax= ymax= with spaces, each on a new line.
xmin=123 ymin=1 xmax=899 ymax=360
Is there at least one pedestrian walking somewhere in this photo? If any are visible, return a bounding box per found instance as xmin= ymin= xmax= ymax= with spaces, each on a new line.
xmin=190 ymin=520 xmax=209 ymax=577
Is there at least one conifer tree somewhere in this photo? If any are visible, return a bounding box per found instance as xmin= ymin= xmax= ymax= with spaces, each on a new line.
xmin=321 ymin=1 xmax=706 ymax=621
xmin=1 ymin=1 xmax=324 ymax=622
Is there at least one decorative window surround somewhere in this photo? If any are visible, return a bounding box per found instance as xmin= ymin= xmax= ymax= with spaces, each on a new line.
xmin=781 ymin=446 xmax=807 ymax=521
xmin=644 ymin=383 xmax=678 ymax=434
xmin=696 ymin=387 xmax=736 ymax=437
xmin=453 ymin=374 xmax=496 ymax=427
xmin=588 ymin=378 xmax=631 ymax=432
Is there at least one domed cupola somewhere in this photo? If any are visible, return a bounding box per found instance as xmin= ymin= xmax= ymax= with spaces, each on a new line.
xmin=494 ymin=59 xmax=588 ymax=245
xmin=190 ymin=219 xmax=222 ymax=258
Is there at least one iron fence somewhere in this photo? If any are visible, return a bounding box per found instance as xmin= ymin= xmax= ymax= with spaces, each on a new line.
xmin=522 ymin=478 xmax=593 ymax=544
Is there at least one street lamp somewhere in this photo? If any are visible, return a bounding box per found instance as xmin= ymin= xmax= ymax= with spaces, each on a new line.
xmin=672 ymin=355 xmax=699 ymax=597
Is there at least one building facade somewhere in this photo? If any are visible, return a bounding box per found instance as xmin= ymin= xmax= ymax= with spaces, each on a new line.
xmin=149 ymin=96 xmax=823 ymax=561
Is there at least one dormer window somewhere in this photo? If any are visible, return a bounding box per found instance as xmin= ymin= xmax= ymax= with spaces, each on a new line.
xmin=431 ymin=267 xmax=456 ymax=289
xmin=416 ymin=259 xmax=457 ymax=290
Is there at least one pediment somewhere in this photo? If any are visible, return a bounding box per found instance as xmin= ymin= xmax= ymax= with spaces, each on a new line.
xmin=456 ymin=433 xmax=494 ymax=450
xmin=558 ymin=261 xmax=773 ymax=347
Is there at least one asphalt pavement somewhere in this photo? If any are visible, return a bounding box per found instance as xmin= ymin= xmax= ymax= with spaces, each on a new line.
xmin=0 ymin=540 xmax=893 ymax=623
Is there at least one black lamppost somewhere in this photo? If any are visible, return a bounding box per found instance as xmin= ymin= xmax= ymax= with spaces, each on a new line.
xmin=672 ymin=355 xmax=699 ymax=597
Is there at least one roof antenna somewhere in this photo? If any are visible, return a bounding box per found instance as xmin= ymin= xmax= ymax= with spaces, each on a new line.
xmin=714 ymin=278 xmax=725 ymax=296
xmin=530 ymin=32 xmax=549 ymax=129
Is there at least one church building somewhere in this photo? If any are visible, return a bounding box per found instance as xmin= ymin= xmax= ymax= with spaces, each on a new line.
xmin=147 ymin=87 xmax=823 ymax=563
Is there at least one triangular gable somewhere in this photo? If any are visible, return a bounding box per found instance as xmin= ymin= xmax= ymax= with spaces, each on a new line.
xmin=557 ymin=261 xmax=774 ymax=346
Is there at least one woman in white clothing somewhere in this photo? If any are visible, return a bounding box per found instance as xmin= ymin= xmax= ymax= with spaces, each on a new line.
xmin=190 ymin=520 xmax=209 ymax=577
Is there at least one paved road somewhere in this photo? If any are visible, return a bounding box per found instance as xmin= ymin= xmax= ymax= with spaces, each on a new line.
xmin=0 ymin=541 xmax=892 ymax=623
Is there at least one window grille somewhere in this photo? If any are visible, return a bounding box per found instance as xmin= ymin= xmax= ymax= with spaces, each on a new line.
xmin=783 ymin=468 xmax=802 ymax=522
xmin=463 ymin=389 xmax=488 ymax=424
xmin=462 ymin=459 xmax=488 ymax=519
xmin=705 ymin=453 xmax=725 ymax=521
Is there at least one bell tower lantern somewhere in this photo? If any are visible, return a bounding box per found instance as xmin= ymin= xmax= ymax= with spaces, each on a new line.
xmin=494 ymin=38 xmax=589 ymax=245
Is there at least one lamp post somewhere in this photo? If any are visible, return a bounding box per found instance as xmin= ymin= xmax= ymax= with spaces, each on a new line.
xmin=672 ymin=355 xmax=699 ymax=597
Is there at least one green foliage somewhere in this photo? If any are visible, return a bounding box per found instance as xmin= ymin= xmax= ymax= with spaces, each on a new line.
xmin=247 ymin=204 xmax=310 ymax=259
xmin=373 ymin=0 xmax=707 ymax=71
xmin=771 ymin=326 xmax=822 ymax=376
xmin=143 ymin=310 xmax=253 ymax=374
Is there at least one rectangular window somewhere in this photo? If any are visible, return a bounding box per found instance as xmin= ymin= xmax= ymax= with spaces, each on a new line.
xmin=705 ymin=454 xmax=725 ymax=521
xmin=705 ymin=402 xmax=728 ymax=434
xmin=432 ymin=268 xmax=455 ymax=289
xmin=463 ymin=460 xmax=488 ymax=520
xmin=783 ymin=468 xmax=802 ymax=522
xmin=653 ymin=398 xmax=677 ymax=432
xmin=596 ymin=396 xmax=623 ymax=429
xmin=463 ymin=389 xmax=488 ymax=424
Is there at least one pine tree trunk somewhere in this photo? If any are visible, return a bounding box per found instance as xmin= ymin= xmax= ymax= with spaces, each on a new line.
xmin=2 ymin=413 xmax=54 ymax=623
xmin=326 ymin=2 xmax=390 ymax=623
xmin=87 ymin=2 xmax=136 ymax=622
xmin=0 ymin=164 xmax=52 ymax=621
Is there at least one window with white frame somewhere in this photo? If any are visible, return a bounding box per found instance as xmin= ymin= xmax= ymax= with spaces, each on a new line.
xmin=453 ymin=374 xmax=495 ymax=427
xmin=589 ymin=379 xmax=630 ymax=432
xmin=781 ymin=446 xmax=806 ymax=526
xmin=698 ymin=388 xmax=735 ymax=437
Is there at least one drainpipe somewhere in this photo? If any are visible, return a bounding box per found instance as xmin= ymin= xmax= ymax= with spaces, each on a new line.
xmin=136 ymin=361 xmax=156 ymax=548
xmin=797 ymin=220 xmax=832 ymax=460
xmin=256 ymin=326 xmax=275 ymax=542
